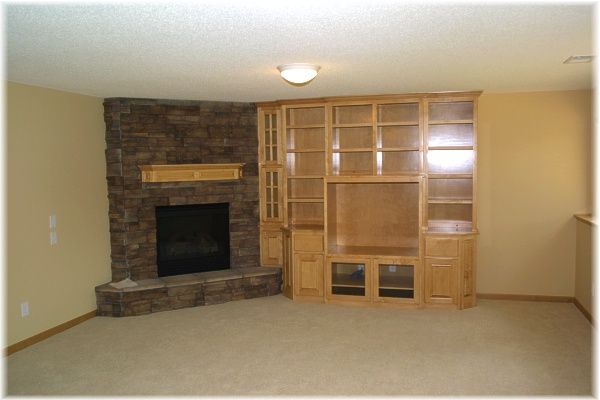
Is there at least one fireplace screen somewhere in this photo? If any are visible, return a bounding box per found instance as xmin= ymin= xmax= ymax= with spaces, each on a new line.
xmin=155 ymin=203 xmax=230 ymax=277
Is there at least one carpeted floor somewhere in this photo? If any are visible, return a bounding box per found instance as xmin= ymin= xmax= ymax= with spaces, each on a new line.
xmin=5 ymin=295 xmax=592 ymax=396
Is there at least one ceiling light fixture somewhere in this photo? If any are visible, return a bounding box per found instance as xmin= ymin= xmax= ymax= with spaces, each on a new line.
xmin=563 ymin=55 xmax=593 ymax=64
xmin=277 ymin=63 xmax=321 ymax=85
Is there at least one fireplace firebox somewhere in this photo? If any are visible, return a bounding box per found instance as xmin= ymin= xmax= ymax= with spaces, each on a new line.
xmin=156 ymin=203 xmax=230 ymax=277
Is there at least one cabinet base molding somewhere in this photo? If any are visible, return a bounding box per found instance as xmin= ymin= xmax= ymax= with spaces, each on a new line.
xmin=5 ymin=310 xmax=97 ymax=356
xmin=477 ymin=293 xmax=573 ymax=303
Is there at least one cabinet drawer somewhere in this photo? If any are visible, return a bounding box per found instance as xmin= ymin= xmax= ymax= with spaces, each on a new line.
xmin=425 ymin=237 xmax=458 ymax=257
xmin=294 ymin=234 xmax=324 ymax=252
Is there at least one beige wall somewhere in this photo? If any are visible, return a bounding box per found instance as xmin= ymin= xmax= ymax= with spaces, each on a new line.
xmin=6 ymin=82 xmax=110 ymax=346
xmin=575 ymin=218 xmax=594 ymax=314
xmin=477 ymin=90 xmax=592 ymax=296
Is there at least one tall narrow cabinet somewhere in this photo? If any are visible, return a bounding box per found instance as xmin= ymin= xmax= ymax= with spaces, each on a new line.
xmin=257 ymin=92 xmax=480 ymax=309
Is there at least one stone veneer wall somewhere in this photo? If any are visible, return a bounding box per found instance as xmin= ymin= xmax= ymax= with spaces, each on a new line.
xmin=104 ymin=98 xmax=259 ymax=282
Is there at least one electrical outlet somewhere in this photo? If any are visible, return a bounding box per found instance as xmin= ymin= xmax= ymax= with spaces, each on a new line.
xmin=20 ymin=302 xmax=29 ymax=317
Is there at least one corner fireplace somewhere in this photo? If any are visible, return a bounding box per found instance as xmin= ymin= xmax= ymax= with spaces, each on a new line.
xmin=156 ymin=203 xmax=230 ymax=277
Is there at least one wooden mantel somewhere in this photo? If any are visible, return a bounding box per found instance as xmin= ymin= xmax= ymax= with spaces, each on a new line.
xmin=139 ymin=163 xmax=244 ymax=183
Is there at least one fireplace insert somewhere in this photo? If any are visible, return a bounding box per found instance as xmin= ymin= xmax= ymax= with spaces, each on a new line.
xmin=155 ymin=203 xmax=230 ymax=277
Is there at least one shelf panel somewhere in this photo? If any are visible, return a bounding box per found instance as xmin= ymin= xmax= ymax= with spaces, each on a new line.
xmin=333 ymin=148 xmax=373 ymax=153
xmin=377 ymin=121 xmax=419 ymax=127
xmin=287 ymin=198 xmax=324 ymax=203
xmin=428 ymin=119 xmax=473 ymax=125
xmin=286 ymin=124 xmax=325 ymax=129
xmin=428 ymin=145 xmax=474 ymax=151
xmin=428 ymin=174 xmax=473 ymax=179
xmin=379 ymin=285 xmax=414 ymax=291
xmin=332 ymin=123 xmax=373 ymax=128
xmin=331 ymin=275 xmax=366 ymax=288
xmin=328 ymin=245 xmax=418 ymax=257
xmin=286 ymin=148 xmax=326 ymax=153
xmin=377 ymin=147 xmax=420 ymax=152
xmin=428 ymin=199 xmax=473 ymax=204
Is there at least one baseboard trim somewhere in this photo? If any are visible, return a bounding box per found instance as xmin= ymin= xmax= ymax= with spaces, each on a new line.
xmin=477 ymin=293 xmax=573 ymax=303
xmin=478 ymin=293 xmax=594 ymax=325
xmin=5 ymin=310 xmax=97 ymax=356
xmin=573 ymin=298 xmax=593 ymax=324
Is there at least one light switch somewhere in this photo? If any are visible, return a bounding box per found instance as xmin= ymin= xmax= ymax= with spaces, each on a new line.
xmin=50 ymin=231 xmax=58 ymax=246
xmin=49 ymin=214 xmax=57 ymax=229
xmin=21 ymin=302 xmax=29 ymax=317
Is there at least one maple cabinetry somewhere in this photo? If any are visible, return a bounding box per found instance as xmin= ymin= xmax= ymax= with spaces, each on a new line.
xmin=258 ymin=92 xmax=479 ymax=309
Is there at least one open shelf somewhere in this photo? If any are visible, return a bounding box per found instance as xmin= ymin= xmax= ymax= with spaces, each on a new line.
xmin=378 ymin=125 xmax=420 ymax=149
xmin=286 ymin=107 xmax=325 ymax=126
xmin=377 ymin=151 xmax=420 ymax=175
xmin=333 ymin=104 xmax=372 ymax=125
xmin=327 ymin=181 xmax=420 ymax=255
xmin=332 ymin=152 xmax=373 ymax=175
xmin=332 ymin=126 xmax=372 ymax=150
xmin=288 ymin=202 xmax=324 ymax=226
xmin=286 ymin=127 xmax=325 ymax=152
xmin=287 ymin=152 xmax=326 ymax=176
xmin=427 ymin=150 xmax=474 ymax=174
xmin=288 ymin=177 xmax=323 ymax=199
xmin=377 ymin=102 xmax=419 ymax=124
xmin=428 ymin=101 xmax=473 ymax=122
xmin=428 ymin=123 xmax=473 ymax=147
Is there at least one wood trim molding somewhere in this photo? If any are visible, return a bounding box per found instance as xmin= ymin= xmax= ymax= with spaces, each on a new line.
xmin=256 ymin=90 xmax=483 ymax=108
xmin=573 ymin=298 xmax=593 ymax=324
xmin=574 ymin=213 xmax=596 ymax=226
xmin=477 ymin=293 xmax=573 ymax=303
xmin=5 ymin=310 xmax=97 ymax=356
xmin=478 ymin=293 xmax=594 ymax=325
xmin=139 ymin=163 xmax=244 ymax=183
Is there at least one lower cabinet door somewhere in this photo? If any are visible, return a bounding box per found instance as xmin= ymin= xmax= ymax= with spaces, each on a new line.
xmin=373 ymin=258 xmax=420 ymax=304
xmin=425 ymin=258 xmax=457 ymax=304
xmin=260 ymin=230 xmax=283 ymax=266
xmin=326 ymin=258 xmax=371 ymax=302
xmin=293 ymin=253 xmax=324 ymax=297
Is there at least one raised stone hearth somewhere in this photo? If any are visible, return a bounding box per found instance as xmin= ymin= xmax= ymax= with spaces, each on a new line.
xmin=96 ymin=267 xmax=281 ymax=317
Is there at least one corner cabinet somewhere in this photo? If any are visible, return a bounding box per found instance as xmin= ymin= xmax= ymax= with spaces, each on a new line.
xmin=258 ymin=108 xmax=284 ymax=267
xmin=258 ymin=92 xmax=479 ymax=310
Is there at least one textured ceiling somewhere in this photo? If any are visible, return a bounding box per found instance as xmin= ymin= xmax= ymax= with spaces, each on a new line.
xmin=6 ymin=2 xmax=593 ymax=102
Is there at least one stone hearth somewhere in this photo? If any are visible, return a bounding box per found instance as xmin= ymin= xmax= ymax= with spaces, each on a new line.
xmin=96 ymin=267 xmax=281 ymax=317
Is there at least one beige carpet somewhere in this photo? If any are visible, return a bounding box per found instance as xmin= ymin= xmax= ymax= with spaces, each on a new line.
xmin=6 ymin=295 xmax=592 ymax=396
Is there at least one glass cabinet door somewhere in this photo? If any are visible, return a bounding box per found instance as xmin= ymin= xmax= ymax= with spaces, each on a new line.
xmin=327 ymin=259 xmax=371 ymax=301
xmin=374 ymin=259 xmax=419 ymax=303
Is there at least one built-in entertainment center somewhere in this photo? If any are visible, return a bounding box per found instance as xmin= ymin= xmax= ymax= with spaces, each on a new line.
xmin=257 ymin=92 xmax=479 ymax=309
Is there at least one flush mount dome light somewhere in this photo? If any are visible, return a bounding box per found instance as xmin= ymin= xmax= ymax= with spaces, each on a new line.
xmin=277 ymin=63 xmax=320 ymax=85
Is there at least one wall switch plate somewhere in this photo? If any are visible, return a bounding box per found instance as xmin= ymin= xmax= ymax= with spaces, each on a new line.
xmin=21 ymin=302 xmax=29 ymax=317
xmin=50 ymin=231 xmax=58 ymax=246
xmin=49 ymin=214 xmax=57 ymax=229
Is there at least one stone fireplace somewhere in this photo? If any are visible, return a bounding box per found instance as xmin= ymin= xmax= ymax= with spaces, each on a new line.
xmin=95 ymin=98 xmax=281 ymax=316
